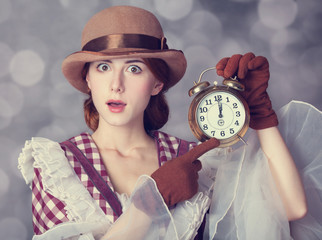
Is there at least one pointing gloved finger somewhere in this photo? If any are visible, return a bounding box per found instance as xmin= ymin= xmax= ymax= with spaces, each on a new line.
xmin=185 ymin=138 xmax=220 ymax=162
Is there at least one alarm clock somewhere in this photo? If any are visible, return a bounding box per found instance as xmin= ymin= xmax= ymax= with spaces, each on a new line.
xmin=188 ymin=67 xmax=250 ymax=147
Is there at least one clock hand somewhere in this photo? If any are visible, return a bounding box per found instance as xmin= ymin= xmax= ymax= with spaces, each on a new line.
xmin=218 ymin=101 xmax=223 ymax=118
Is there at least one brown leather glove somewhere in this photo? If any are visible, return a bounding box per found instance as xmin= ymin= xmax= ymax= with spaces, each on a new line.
xmin=216 ymin=52 xmax=278 ymax=130
xmin=151 ymin=138 xmax=220 ymax=207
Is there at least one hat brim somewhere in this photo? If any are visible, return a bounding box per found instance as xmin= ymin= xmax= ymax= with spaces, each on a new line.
xmin=62 ymin=49 xmax=187 ymax=93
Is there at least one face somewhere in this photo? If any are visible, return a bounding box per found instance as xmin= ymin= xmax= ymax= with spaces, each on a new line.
xmin=86 ymin=58 xmax=164 ymax=129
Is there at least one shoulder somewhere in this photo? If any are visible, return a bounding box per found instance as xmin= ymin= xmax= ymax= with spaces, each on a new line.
xmin=59 ymin=132 xmax=99 ymax=169
xmin=153 ymin=130 xmax=196 ymax=144
xmin=60 ymin=132 xmax=97 ymax=155
xmin=152 ymin=131 xmax=196 ymax=163
xmin=152 ymin=130 xmax=196 ymax=149
xmin=62 ymin=132 xmax=92 ymax=145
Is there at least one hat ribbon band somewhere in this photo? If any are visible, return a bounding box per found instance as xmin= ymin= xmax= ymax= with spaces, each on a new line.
xmin=82 ymin=34 xmax=169 ymax=52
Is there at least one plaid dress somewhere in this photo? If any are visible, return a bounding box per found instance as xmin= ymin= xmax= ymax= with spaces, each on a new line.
xmin=31 ymin=131 xmax=195 ymax=235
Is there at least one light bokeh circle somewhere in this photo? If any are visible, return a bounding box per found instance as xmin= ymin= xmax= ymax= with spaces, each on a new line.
xmin=154 ymin=0 xmax=193 ymax=21
xmin=258 ymin=0 xmax=298 ymax=29
xmin=10 ymin=50 xmax=45 ymax=87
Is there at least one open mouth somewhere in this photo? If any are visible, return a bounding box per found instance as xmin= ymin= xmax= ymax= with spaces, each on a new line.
xmin=107 ymin=100 xmax=126 ymax=113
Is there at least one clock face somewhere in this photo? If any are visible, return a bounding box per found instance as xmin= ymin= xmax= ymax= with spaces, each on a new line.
xmin=195 ymin=90 xmax=246 ymax=140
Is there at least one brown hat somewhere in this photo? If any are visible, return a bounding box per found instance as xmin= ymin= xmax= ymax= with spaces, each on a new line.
xmin=62 ymin=6 xmax=187 ymax=93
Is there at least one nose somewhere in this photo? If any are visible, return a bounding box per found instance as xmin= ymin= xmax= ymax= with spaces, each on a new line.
xmin=110 ymin=72 xmax=124 ymax=93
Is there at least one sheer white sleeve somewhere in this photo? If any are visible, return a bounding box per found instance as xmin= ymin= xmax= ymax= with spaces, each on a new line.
xmin=278 ymin=101 xmax=322 ymax=239
xmin=198 ymin=100 xmax=322 ymax=240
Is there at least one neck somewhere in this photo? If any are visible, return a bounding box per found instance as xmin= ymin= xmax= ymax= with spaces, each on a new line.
xmin=91 ymin=121 xmax=154 ymax=156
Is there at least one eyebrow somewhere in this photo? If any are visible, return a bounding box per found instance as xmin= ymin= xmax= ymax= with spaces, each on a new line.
xmin=125 ymin=59 xmax=145 ymax=64
xmin=98 ymin=59 xmax=145 ymax=64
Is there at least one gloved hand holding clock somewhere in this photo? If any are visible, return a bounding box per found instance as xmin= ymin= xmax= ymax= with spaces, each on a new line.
xmin=216 ymin=52 xmax=279 ymax=130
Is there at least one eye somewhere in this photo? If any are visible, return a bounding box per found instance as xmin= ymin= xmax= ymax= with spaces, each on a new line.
xmin=127 ymin=65 xmax=142 ymax=74
xmin=97 ymin=63 xmax=110 ymax=72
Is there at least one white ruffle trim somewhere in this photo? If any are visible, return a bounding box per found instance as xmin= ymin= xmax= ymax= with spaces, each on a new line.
xmin=18 ymin=137 xmax=110 ymax=226
xmin=171 ymin=191 xmax=211 ymax=239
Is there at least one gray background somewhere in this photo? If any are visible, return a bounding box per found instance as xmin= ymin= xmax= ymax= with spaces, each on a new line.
xmin=0 ymin=0 xmax=321 ymax=238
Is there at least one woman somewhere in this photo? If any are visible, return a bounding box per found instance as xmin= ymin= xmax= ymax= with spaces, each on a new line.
xmin=18 ymin=5 xmax=318 ymax=240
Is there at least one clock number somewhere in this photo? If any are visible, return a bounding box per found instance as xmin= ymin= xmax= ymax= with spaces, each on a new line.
xmin=211 ymin=131 xmax=215 ymax=136
xmin=235 ymin=120 xmax=239 ymax=126
xmin=220 ymin=131 xmax=225 ymax=137
xmin=203 ymin=124 xmax=208 ymax=130
xmin=214 ymin=95 xmax=222 ymax=102
xmin=199 ymin=107 xmax=208 ymax=113
xmin=205 ymin=99 xmax=212 ymax=105
xmin=230 ymin=128 xmax=235 ymax=134
xmin=200 ymin=116 xmax=205 ymax=122
xmin=233 ymin=103 xmax=238 ymax=108
xmin=236 ymin=111 xmax=241 ymax=117
xmin=226 ymin=97 xmax=230 ymax=102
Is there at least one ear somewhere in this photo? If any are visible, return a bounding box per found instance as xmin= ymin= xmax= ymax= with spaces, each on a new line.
xmin=86 ymin=73 xmax=91 ymax=90
xmin=151 ymin=81 xmax=164 ymax=96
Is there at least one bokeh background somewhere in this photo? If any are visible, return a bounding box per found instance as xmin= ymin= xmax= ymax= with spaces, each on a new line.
xmin=0 ymin=0 xmax=321 ymax=238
